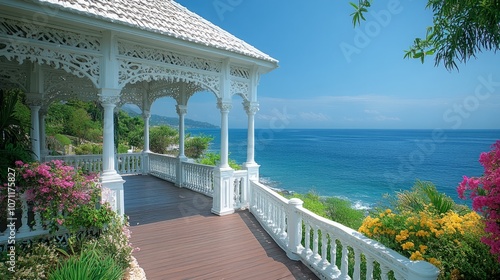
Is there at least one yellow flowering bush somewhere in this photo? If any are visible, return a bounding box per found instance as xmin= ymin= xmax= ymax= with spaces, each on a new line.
xmin=358 ymin=182 xmax=500 ymax=279
xmin=359 ymin=205 xmax=500 ymax=279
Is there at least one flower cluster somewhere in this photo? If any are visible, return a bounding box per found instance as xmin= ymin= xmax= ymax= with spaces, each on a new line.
xmin=359 ymin=207 xmax=483 ymax=269
xmin=15 ymin=160 xmax=101 ymax=232
xmin=457 ymin=140 xmax=500 ymax=261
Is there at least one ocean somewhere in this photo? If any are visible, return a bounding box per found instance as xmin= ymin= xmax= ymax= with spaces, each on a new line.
xmin=187 ymin=129 xmax=500 ymax=210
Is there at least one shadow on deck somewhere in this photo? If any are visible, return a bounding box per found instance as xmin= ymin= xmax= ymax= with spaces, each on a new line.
xmin=124 ymin=175 xmax=318 ymax=280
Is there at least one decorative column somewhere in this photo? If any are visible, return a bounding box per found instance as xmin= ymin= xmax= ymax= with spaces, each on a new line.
xmin=142 ymin=110 xmax=150 ymax=175
xmin=243 ymin=101 xmax=260 ymax=179
xmin=142 ymin=110 xmax=151 ymax=153
xmin=29 ymin=104 xmax=41 ymax=160
xmin=39 ymin=108 xmax=48 ymax=160
xmin=176 ymin=105 xmax=188 ymax=187
xmin=212 ymin=100 xmax=235 ymax=216
xmin=99 ymin=91 xmax=125 ymax=216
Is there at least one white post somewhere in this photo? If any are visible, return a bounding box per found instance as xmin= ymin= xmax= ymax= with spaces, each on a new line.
xmin=99 ymin=92 xmax=125 ymax=216
xmin=286 ymin=198 xmax=303 ymax=261
xmin=39 ymin=110 xmax=48 ymax=160
xmin=142 ymin=110 xmax=150 ymax=175
xmin=176 ymin=104 xmax=188 ymax=187
xmin=212 ymin=100 xmax=234 ymax=216
xmin=29 ymin=104 xmax=40 ymax=160
xmin=218 ymin=100 xmax=231 ymax=168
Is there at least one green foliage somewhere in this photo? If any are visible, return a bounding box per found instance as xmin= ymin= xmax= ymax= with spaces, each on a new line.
xmin=197 ymin=152 xmax=241 ymax=170
xmin=289 ymin=191 xmax=365 ymax=229
xmin=149 ymin=125 xmax=179 ymax=154
xmin=118 ymin=143 xmax=129 ymax=153
xmin=185 ymin=134 xmax=213 ymax=159
xmin=74 ymin=143 xmax=103 ymax=155
xmin=350 ymin=0 xmax=500 ymax=70
xmin=54 ymin=134 xmax=72 ymax=146
xmin=0 ymin=242 xmax=62 ymax=280
xmin=0 ymin=89 xmax=33 ymax=183
xmin=384 ymin=180 xmax=459 ymax=215
xmin=48 ymin=247 xmax=123 ymax=280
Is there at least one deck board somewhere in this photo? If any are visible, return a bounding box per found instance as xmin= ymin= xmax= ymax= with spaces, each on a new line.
xmin=124 ymin=175 xmax=318 ymax=280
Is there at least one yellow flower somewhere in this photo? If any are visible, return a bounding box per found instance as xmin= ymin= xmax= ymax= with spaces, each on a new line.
xmin=401 ymin=242 xmax=414 ymax=250
xmin=427 ymin=257 xmax=441 ymax=267
xmin=410 ymin=251 xmax=424 ymax=261
xmin=396 ymin=230 xmax=409 ymax=242
xmin=419 ymin=244 xmax=428 ymax=254
xmin=416 ymin=230 xmax=430 ymax=237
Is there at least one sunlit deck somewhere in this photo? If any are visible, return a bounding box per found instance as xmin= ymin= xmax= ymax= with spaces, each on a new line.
xmin=124 ymin=175 xmax=318 ymax=280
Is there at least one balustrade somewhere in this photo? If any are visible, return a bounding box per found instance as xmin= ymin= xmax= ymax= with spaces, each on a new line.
xmin=116 ymin=153 xmax=143 ymax=174
xmin=249 ymin=180 xmax=439 ymax=280
xmin=181 ymin=161 xmax=214 ymax=197
xmin=45 ymin=154 xmax=103 ymax=174
xmin=148 ymin=153 xmax=177 ymax=182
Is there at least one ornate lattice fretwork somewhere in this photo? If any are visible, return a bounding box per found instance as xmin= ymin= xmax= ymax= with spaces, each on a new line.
xmin=43 ymin=68 xmax=98 ymax=107
xmin=118 ymin=59 xmax=220 ymax=95
xmin=0 ymin=58 xmax=28 ymax=92
xmin=0 ymin=17 xmax=101 ymax=86
xmin=230 ymin=65 xmax=250 ymax=79
xmin=120 ymin=80 xmax=204 ymax=109
xmin=231 ymin=80 xmax=249 ymax=99
xmin=118 ymin=41 xmax=222 ymax=73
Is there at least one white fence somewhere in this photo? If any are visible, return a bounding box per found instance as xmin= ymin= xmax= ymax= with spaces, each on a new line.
xmin=181 ymin=161 xmax=214 ymax=197
xmin=249 ymin=180 xmax=439 ymax=280
xmin=148 ymin=153 xmax=177 ymax=182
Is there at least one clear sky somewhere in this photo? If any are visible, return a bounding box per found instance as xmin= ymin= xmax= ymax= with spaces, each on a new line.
xmin=149 ymin=0 xmax=500 ymax=129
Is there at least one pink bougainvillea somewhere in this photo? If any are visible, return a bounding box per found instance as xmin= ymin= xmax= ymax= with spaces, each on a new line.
xmin=15 ymin=160 xmax=101 ymax=232
xmin=458 ymin=140 xmax=500 ymax=262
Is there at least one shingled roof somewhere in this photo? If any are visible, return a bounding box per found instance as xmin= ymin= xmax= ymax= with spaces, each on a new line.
xmin=36 ymin=0 xmax=277 ymax=63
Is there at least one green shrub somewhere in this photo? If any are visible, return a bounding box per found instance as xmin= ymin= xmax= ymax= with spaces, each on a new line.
xmin=74 ymin=143 xmax=102 ymax=155
xmin=54 ymin=134 xmax=72 ymax=146
xmin=0 ymin=242 xmax=61 ymax=280
xmin=49 ymin=248 xmax=123 ymax=280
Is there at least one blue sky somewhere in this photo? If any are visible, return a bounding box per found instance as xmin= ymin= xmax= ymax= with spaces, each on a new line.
xmin=150 ymin=0 xmax=500 ymax=129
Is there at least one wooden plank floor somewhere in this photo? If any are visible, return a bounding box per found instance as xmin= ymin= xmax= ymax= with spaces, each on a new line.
xmin=124 ymin=175 xmax=318 ymax=280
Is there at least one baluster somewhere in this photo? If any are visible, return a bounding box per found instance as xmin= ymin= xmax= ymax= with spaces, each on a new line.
xmin=18 ymin=193 xmax=30 ymax=234
xmin=321 ymin=229 xmax=328 ymax=266
xmin=313 ymin=226 xmax=320 ymax=259
xmin=304 ymin=222 xmax=311 ymax=256
xmin=353 ymin=248 xmax=361 ymax=280
xmin=365 ymin=255 xmax=374 ymax=280
xmin=380 ymin=265 xmax=390 ymax=280
xmin=280 ymin=205 xmax=287 ymax=239
xmin=340 ymin=240 xmax=349 ymax=278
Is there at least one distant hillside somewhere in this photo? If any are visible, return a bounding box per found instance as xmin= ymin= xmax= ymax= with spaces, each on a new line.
xmin=121 ymin=105 xmax=218 ymax=129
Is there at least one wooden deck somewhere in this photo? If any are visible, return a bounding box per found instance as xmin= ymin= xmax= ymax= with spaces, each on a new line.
xmin=124 ymin=175 xmax=318 ymax=280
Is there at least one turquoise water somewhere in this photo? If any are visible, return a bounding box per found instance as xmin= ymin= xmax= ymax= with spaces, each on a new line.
xmin=188 ymin=129 xmax=500 ymax=209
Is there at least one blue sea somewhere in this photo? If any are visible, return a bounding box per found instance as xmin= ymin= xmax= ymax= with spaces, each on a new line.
xmin=188 ymin=129 xmax=500 ymax=210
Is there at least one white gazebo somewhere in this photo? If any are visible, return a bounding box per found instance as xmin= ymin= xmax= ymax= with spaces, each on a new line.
xmin=0 ymin=2 xmax=443 ymax=278
xmin=0 ymin=0 xmax=278 ymax=216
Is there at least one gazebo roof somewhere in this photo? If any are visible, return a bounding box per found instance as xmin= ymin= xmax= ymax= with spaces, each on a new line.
xmin=35 ymin=0 xmax=278 ymax=64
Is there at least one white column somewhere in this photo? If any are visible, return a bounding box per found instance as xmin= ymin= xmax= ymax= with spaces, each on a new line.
xmin=29 ymin=105 xmax=40 ymax=160
xmin=217 ymin=100 xmax=232 ymax=168
xmin=99 ymin=92 xmax=125 ymax=216
xmin=39 ymin=110 xmax=48 ymax=159
xmin=212 ymin=100 xmax=234 ymax=216
xmin=177 ymin=105 xmax=187 ymax=159
xmin=142 ymin=110 xmax=150 ymax=152
xmin=243 ymin=101 xmax=259 ymax=165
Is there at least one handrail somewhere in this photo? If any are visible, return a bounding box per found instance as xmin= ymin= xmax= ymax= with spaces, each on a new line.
xmin=181 ymin=161 xmax=214 ymax=197
xmin=148 ymin=153 xmax=177 ymax=183
xmin=249 ymin=180 xmax=439 ymax=280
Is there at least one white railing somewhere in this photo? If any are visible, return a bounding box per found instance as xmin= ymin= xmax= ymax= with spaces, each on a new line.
xmin=116 ymin=153 xmax=143 ymax=175
xmin=45 ymin=154 xmax=103 ymax=174
xmin=181 ymin=161 xmax=214 ymax=197
xmin=249 ymin=180 xmax=439 ymax=280
xmin=232 ymin=170 xmax=248 ymax=209
xmin=148 ymin=153 xmax=177 ymax=183
xmin=1 ymin=193 xmax=52 ymax=247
